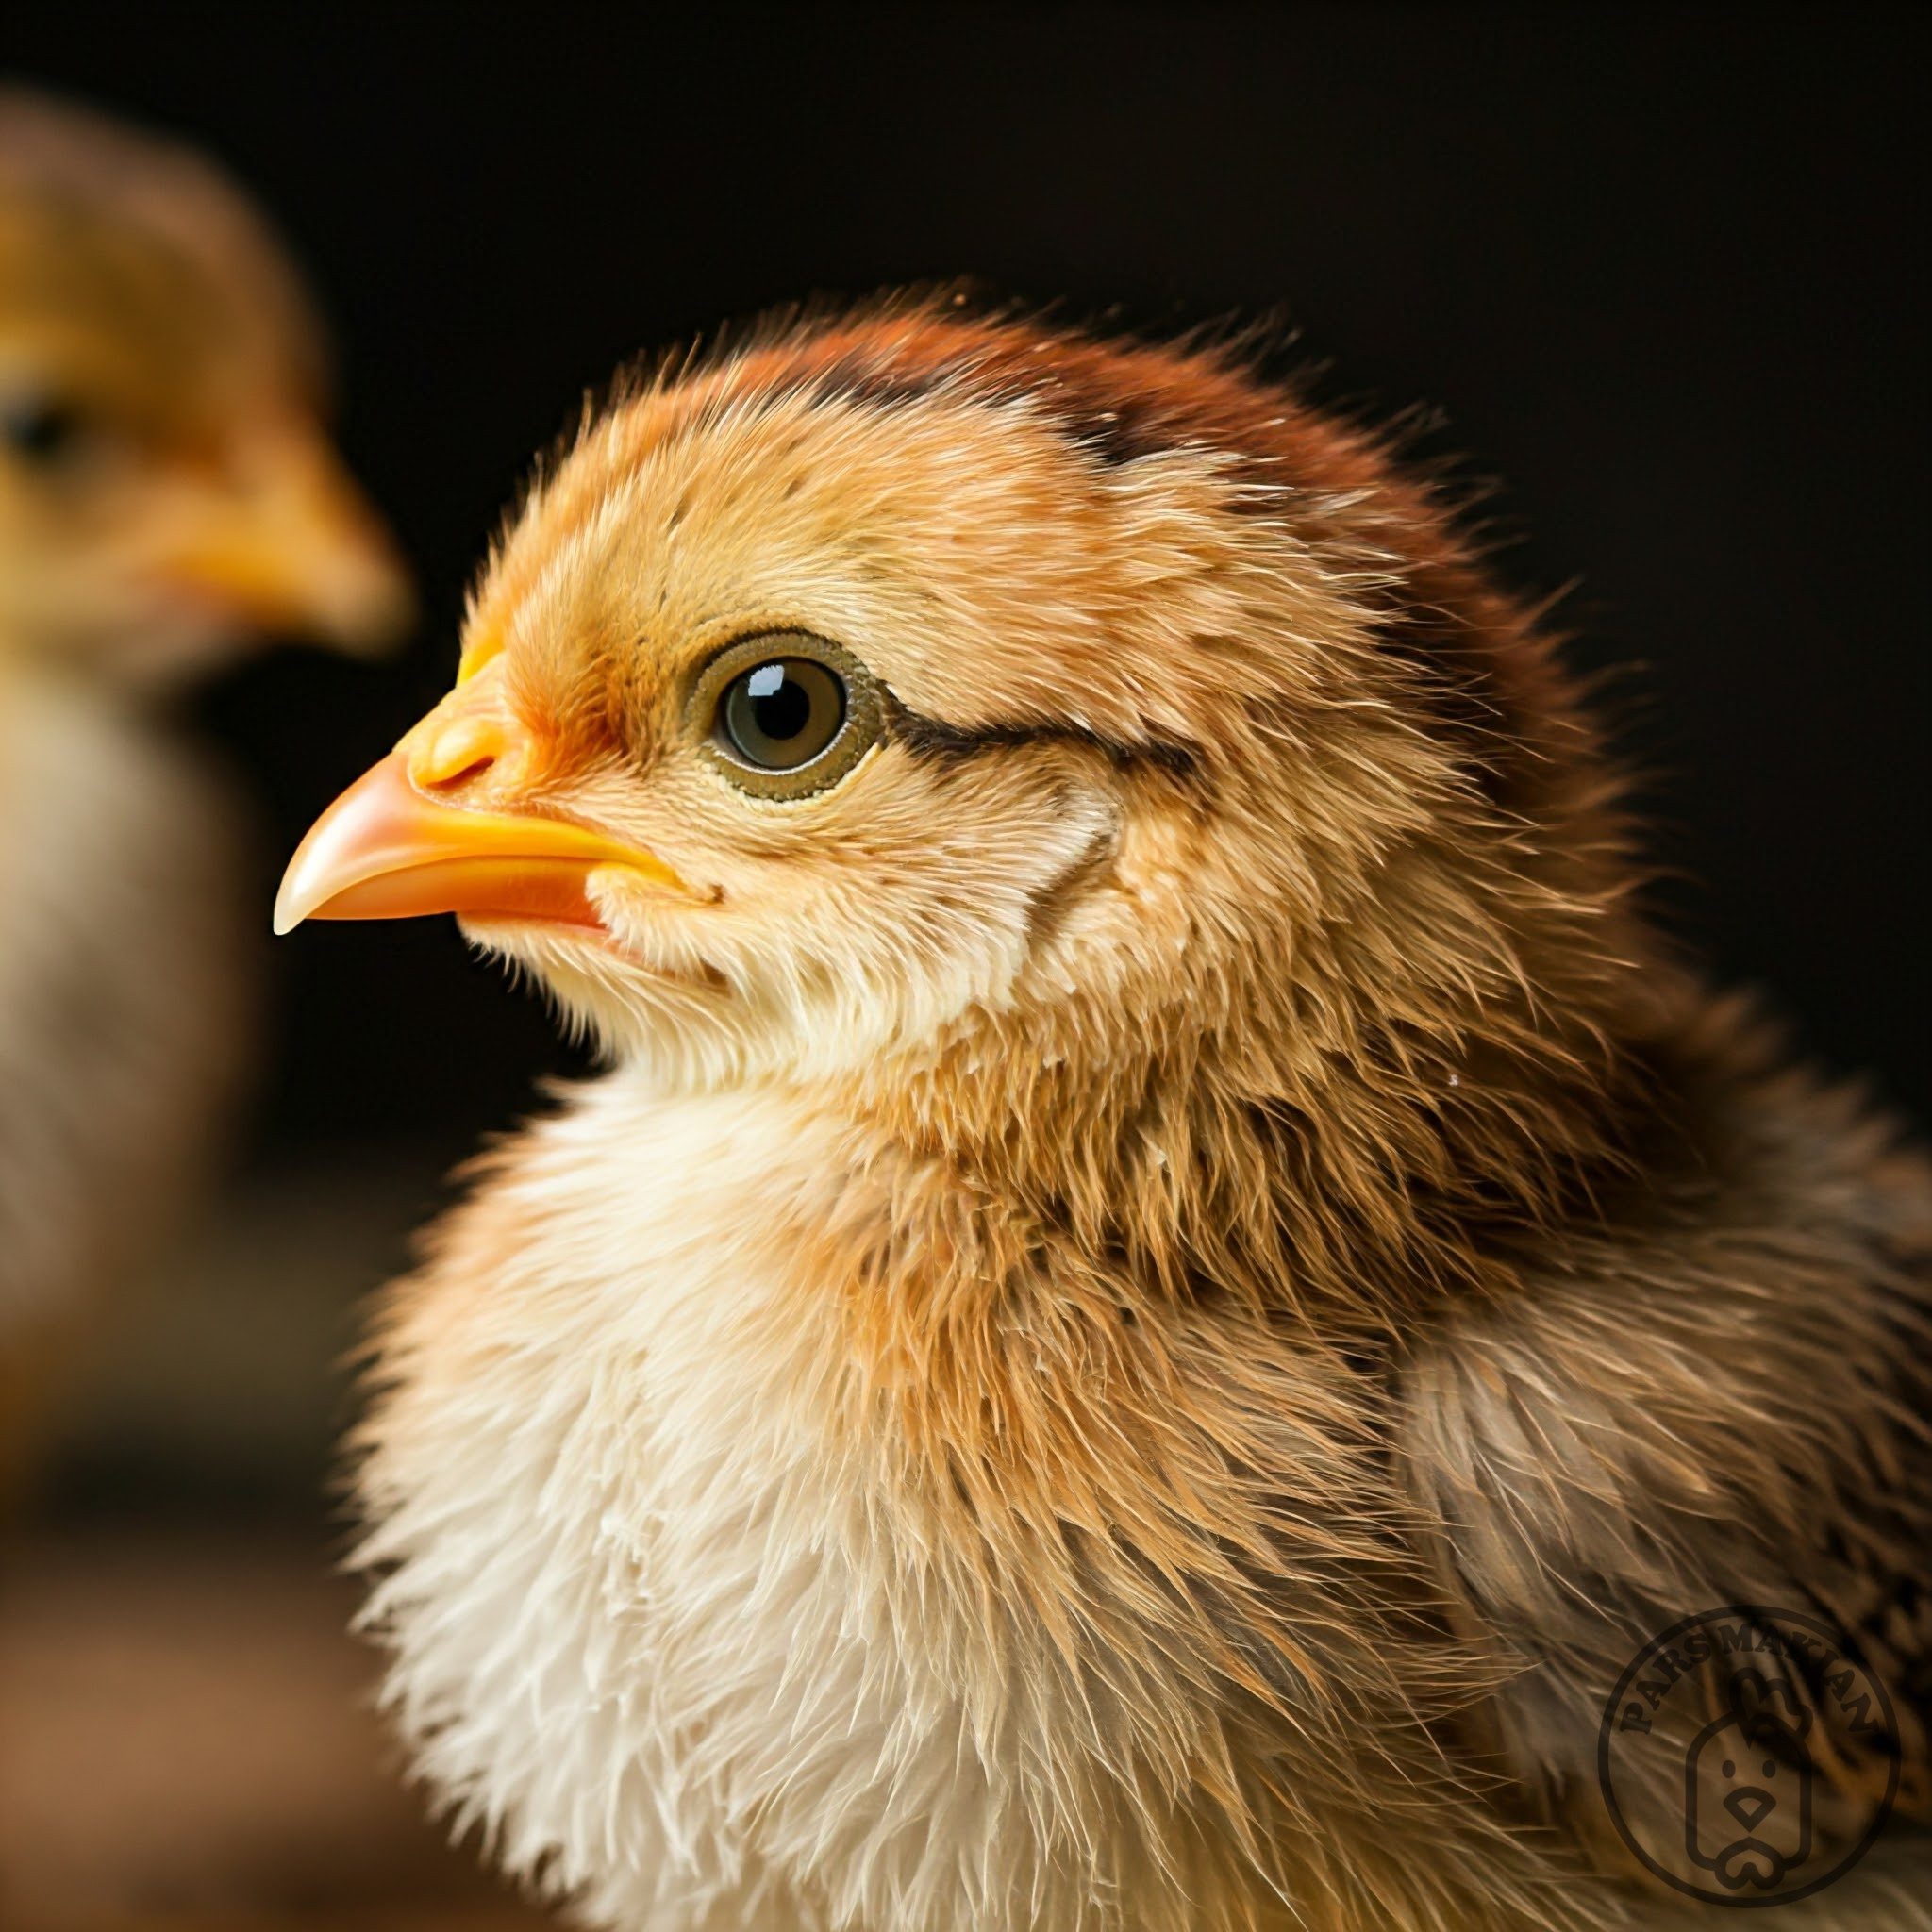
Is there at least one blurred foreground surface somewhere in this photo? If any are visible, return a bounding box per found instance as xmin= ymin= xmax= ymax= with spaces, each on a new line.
xmin=0 ymin=1536 xmax=545 ymax=1932
xmin=0 ymin=1156 xmax=548 ymax=1932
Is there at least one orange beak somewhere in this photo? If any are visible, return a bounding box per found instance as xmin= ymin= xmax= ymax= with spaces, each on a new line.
xmin=274 ymin=683 xmax=686 ymax=935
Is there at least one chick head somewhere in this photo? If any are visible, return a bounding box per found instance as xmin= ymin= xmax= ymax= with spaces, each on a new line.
xmin=280 ymin=299 xmax=1646 ymax=1294
xmin=0 ymin=90 xmax=410 ymax=682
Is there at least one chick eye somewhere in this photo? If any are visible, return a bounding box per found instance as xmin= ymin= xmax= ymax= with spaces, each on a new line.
xmin=0 ymin=386 xmax=89 ymax=466
xmin=690 ymin=632 xmax=883 ymax=800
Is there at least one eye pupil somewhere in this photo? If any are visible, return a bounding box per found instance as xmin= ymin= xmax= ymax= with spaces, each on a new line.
xmin=748 ymin=666 xmax=811 ymax=741
xmin=719 ymin=657 xmax=846 ymax=773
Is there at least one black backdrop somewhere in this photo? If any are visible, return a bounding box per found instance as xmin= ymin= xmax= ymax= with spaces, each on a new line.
xmin=9 ymin=5 xmax=1927 ymax=1154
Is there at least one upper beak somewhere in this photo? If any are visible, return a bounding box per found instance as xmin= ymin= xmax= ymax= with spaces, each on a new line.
xmin=274 ymin=687 xmax=686 ymax=936
xmin=153 ymin=425 xmax=414 ymax=655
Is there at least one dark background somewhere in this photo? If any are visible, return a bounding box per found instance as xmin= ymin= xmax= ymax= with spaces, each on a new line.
xmin=0 ymin=14 xmax=1924 ymax=1916
xmin=10 ymin=3 xmax=1928 ymax=1153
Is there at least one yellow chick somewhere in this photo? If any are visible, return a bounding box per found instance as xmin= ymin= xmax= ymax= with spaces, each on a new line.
xmin=279 ymin=301 xmax=1929 ymax=1930
xmin=0 ymin=90 xmax=409 ymax=1482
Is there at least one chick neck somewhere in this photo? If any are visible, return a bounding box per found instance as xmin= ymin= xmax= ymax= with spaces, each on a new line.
xmin=831 ymin=845 xmax=1676 ymax=1340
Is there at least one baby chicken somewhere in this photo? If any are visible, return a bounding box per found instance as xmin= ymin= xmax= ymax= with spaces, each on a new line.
xmin=279 ymin=300 xmax=1931 ymax=1930
xmin=0 ymin=91 xmax=409 ymax=1479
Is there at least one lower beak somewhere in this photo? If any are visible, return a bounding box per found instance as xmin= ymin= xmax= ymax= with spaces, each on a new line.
xmin=274 ymin=747 xmax=685 ymax=936
xmin=153 ymin=431 xmax=413 ymax=655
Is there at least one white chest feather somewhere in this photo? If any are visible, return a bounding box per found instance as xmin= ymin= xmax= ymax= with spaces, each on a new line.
xmin=359 ymin=1087 xmax=974 ymax=1929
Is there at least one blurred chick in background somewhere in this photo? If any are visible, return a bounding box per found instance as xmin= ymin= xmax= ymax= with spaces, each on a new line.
xmin=0 ymin=90 xmax=409 ymax=1491
xmin=280 ymin=301 xmax=1930 ymax=1929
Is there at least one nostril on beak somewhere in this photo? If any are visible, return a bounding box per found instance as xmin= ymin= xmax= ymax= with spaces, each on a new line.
xmin=429 ymin=753 xmax=495 ymax=791
xmin=409 ymin=716 xmax=508 ymax=793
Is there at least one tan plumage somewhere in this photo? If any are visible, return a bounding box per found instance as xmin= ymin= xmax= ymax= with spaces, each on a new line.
xmin=284 ymin=297 xmax=1930 ymax=1928
xmin=0 ymin=91 xmax=409 ymax=1485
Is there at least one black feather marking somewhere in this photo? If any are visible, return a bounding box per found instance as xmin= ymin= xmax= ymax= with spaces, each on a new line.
xmin=888 ymin=701 xmax=1199 ymax=779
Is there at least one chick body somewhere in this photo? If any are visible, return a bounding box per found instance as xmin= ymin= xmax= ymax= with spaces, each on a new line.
xmin=299 ymin=301 xmax=1929 ymax=1930
xmin=0 ymin=91 xmax=408 ymax=1482
xmin=358 ymin=1019 xmax=1932 ymax=1932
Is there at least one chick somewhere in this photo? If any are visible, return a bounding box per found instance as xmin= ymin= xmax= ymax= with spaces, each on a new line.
xmin=0 ymin=91 xmax=409 ymax=1481
xmin=278 ymin=300 xmax=1931 ymax=1931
